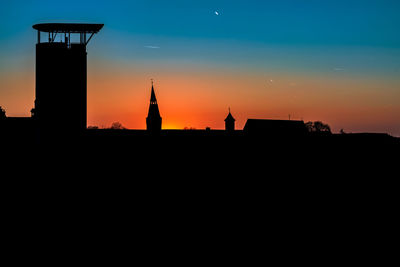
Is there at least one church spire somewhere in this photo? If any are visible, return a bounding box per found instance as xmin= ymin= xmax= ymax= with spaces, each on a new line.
xmin=150 ymin=81 xmax=157 ymax=104
xmin=146 ymin=80 xmax=162 ymax=133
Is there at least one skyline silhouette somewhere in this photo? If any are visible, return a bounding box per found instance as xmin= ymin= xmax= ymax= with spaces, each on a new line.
xmin=1 ymin=5 xmax=399 ymax=262
xmin=0 ymin=1 xmax=400 ymax=136
xmin=0 ymin=21 xmax=399 ymax=145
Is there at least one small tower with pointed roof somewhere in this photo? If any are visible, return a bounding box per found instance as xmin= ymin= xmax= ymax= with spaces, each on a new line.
xmin=225 ymin=108 xmax=235 ymax=132
xmin=146 ymin=80 xmax=162 ymax=133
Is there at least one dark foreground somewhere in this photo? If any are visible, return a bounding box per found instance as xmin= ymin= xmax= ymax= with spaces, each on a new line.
xmin=1 ymin=130 xmax=398 ymax=264
xmin=2 ymin=129 xmax=399 ymax=186
xmin=3 ymin=128 xmax=398 ymax=170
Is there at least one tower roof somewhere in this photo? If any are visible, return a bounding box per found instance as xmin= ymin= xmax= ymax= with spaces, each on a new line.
xmin=147 ymin=82 xmax=161 ymax=119
xmin=150 ymin=84 xmax=157 ymax=103
xmin=225 ymin=109 xmax=235 ymax=122
xmin=33 ymin=23 xmax=104 ymax=33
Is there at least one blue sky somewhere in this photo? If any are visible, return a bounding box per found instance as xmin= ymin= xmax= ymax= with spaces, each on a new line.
xmin=1 ymin=0 xmax=400 ymax=73
xmin=2 ymin=0 xmax=400 ymax=44
xmin=1 ymin=0 xmax=400 ymax=134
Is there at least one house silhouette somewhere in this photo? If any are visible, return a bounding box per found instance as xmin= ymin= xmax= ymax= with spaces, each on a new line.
xmin=243 ymin=119 xmax=308 ymax=136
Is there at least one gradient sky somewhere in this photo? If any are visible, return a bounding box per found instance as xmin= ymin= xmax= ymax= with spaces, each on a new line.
xmin=0 ymin=0 xmax=399 ymax=135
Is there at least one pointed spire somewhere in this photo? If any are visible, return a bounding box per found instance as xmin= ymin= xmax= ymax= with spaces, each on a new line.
xmin=150 ymin=79 xmax=157 ymax=103
xmin=150 ymin=86 xmax=157 ymax=103
xmin=225 ymin=107 xmax=235 ymax=122
xmin=147 ymin=79 xmax=162 ymax=132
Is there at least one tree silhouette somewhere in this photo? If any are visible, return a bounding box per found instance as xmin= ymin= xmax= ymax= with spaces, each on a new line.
xmin=0 ymin=106 xmax=6 ymax=119
xmin=305 ymin=121 xmax=313 ymax=132
xmin=110 ymin=122 xmax=126 ymax=130
xmin=314 ymin=121 xmax=331 ymax=133
xmin=30 ymin=108 xmax=36 ymax=118
xmin=305 ymin=121 xmax=332 ymax=134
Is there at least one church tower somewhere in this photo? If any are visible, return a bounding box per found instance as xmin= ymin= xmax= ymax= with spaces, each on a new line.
xmin=225 ymin=108 xmax=235 ymax=132
xmin=146 ymin=80 xmax=162 ymax=133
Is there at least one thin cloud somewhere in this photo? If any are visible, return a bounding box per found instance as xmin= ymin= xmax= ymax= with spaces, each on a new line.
xmin=334 ymin=67 xmax=345 ymax=71
xmin=144 ymin=45 xmax=160 ymax=49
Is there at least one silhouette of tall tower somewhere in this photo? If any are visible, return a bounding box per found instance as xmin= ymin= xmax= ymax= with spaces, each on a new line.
xmin=32 ymin=23 xmax=103 ymax=136
xmin=146 ymin=81 xmax=162 ymax=133
xmin=225 ymin=108 xmax=235 ymax=132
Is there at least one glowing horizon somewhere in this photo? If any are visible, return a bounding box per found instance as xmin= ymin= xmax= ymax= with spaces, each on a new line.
xmin=1 ymin=0 xmax=400 ymax=136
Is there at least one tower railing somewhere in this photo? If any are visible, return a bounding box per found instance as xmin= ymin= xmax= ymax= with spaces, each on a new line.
xmin=33 ymin=23 xmax=104 ymax=47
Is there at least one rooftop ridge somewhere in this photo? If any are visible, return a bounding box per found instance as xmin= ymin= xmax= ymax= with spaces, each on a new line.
xmin=33 ymin=23 xmax=104 ymax=33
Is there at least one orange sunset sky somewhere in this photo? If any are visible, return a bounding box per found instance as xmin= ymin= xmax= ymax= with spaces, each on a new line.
xmin=2 ymin=58 xmax=399 ymax=135
xmin=1 ymin=0 xmax=400 ymax=136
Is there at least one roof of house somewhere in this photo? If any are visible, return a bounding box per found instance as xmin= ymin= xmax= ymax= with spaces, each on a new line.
xmin=243 ymin=119 xmax=307 ymax=133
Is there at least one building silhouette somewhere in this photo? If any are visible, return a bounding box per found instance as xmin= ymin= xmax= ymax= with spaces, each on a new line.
xmin=225 ymin=108 xmax=235 ymax=132
xmin=243 ymin=119 xmax=308 ymax=136
xmin=1 ymin=22 xmax=399 ymax=152
xmin=146 ymin=81 xmax=162 ymax=133
xmin=32 ymin=23 xmax=103 ymax=137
